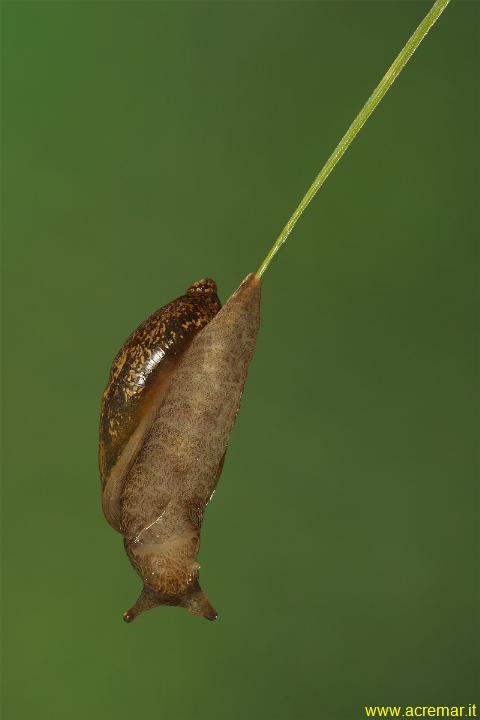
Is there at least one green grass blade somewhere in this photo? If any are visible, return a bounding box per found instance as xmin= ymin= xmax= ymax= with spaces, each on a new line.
xmin=256 ymin=0 xmax=451 ymax=279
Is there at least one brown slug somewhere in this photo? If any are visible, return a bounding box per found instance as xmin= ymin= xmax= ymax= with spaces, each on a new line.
xmin=100 ymin=274 xmax=261 ymax=622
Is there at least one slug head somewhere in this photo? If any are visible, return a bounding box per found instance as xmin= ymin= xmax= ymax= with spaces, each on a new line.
xmin=123 ymin=581 xmax=217 ymax=623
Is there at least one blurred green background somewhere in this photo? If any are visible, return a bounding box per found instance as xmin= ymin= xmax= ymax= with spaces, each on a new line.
xmin=1 ymin=1 xmax=478 ymax=718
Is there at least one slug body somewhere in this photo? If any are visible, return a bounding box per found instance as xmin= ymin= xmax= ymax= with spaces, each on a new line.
xmin=100 ymin=274 xmax=261 ymax=622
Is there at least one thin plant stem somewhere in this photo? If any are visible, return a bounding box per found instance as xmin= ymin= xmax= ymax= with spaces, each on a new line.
xmin=256 ymin=0 xmax=451 ymax=279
